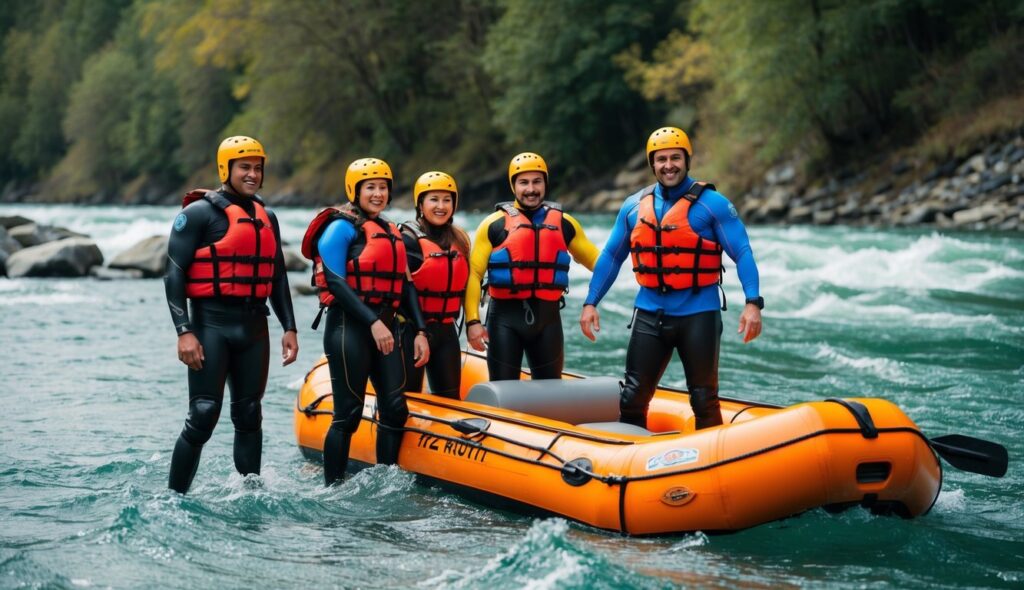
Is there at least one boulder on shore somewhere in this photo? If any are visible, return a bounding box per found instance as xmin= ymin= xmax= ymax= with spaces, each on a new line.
xmin=108 ymin=235 xmax=168 ymax=277
xmin=5 ymin=237 xmax=104 ymax=277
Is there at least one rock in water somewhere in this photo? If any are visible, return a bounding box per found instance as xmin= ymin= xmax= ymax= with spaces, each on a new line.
xmin=7 ymin=223 xmax=87 ymax=247
xmin=108 ymin=235 xmax=169 ymax=277
xmin=0 ymin=215 xmax=33 ymax=229
xmin=5 ymin=237 xmax=104 ymax=277
xmin=283 ymin=247 xmax=309 ymax=271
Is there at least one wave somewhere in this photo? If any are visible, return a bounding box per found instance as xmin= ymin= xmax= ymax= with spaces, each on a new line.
xmin=755 ymin=230 xmax=1024 ymax=295
xmin=813 ymin=343 xmax=909 ymax=383
xmin=768 ymin=292 xmax=1022 ymax=335
xmin=424 ymin=518 xmax=668 ymax=590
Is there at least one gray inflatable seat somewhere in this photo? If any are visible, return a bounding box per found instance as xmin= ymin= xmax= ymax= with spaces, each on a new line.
xmin=466 ymin=377 xmax=622 ymax=425
xmin=575 ymin=421 xmax=653 ymax=436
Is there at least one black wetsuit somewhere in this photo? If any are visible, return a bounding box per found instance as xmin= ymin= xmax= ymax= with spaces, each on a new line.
xmin=317 ymin=214 xmax=427 ymax=485
xmin=164 ymin=190 xmax=296 ymax=494
xmin=481 ymin=210 xmax=579 ymax=381
xmin=486 ymin=298 xmax=564 ymax=380
xmin=400 ymin=226 xmax=463 ymax=399
xmin=620 ymin=309 xmax=723 ymax=429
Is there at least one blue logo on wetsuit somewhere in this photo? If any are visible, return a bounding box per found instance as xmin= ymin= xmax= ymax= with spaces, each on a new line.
xmin=174 ymin=213 xmax=187 ymax=232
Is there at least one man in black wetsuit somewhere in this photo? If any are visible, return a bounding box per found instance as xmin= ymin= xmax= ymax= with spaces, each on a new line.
xmin=164 ymin=136 xmax=299 ymax=494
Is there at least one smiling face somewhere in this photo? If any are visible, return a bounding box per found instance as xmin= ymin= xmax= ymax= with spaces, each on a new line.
xmin=418 ymin=190 xmax=455 ymax=226
xmin=652 ymin=148 xmax=688 ymax=188
xmin=357 ymin=178 xmax=390 ymax=217
xmin=513 ymin=171 xmax=546 ymax=210
xmin=227 ymin=156 xmax=264 ymax=197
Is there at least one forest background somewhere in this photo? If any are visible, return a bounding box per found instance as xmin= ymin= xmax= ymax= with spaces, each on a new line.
xmin=1 ymin=0 xmax=1022 ymax=209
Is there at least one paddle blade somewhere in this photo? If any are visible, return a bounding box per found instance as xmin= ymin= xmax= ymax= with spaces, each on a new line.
xmin=930 ymin=434 xmax=1008 ymax=478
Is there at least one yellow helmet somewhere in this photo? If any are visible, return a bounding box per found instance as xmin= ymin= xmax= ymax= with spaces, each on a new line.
xmin=507 ymin=152 xmax=548 ymax=192
xmin=345 ymin=157 xmax=393 ymax=203
xmin=217 ymin=136 xmax=267 ymax=183
xmin=413 ymin=171 xmax=458 ymax=210
xmin=646 ymin=127 xmax=692 ymax=165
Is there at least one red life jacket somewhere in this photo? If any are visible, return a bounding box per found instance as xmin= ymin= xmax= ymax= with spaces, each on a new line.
xmin=184 ymin=190 xmax=277 ymax=299
xmin=629 ymin=182 xmax=723 ymax=293
xmin=301 ymin=205 xmax=406 ymax=328
xmin=486 ymin=202 xmax=570 ymax=301
xmin=301 ymin=206 xmax=352 ymax=311
xmin=346 ymin=217 xmax=406 ymax=307
xmin=403 ymin=224 xmax=468 ymax=324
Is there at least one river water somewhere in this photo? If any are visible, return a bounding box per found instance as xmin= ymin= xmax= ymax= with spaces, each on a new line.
xmin=1 ymin=203 xmax=1021 ymax=589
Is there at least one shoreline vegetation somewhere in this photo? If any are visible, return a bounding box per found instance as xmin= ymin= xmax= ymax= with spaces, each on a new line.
xmin=1 ymin=2 xmax=1021 ymax=232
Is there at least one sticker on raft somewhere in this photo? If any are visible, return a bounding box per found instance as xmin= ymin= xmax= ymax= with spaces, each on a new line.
xmin=646 ymin=448 xmax=699 ymax=471
xmin=417 ymin=432 xmax=488 ymax=463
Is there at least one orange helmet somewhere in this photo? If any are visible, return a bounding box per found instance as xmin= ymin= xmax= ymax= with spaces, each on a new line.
xmin=507 ymin=152 xmax=548 ymax=193
xmin=413 ymin=171 xmax=458 ymax=210
xmin=646 ymin=127 xmax=692 ymax=166
xmin=217 ymin=136 xmax=267 ymax=183
xmin=344 ymin=158 xmax=393 ymax=203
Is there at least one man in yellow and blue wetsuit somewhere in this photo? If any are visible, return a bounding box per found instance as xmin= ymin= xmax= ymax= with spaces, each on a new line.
xmin=466 ymin=152 xmax=599 ymax=380
xmin=579 ymin=127 xmax=763 ymax=430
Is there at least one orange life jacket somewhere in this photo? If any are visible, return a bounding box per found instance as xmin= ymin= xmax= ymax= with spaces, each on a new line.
xmin=403 ymin=224 xmax=468 ymax=324
xmin=301 ymin=205 xmax=406 ymax=326
xmin=629 ymin=182 xmax=723 ymax=293
xmin=346 ymin=217 xmax=406 ymax=307
xmin=184 ymin=190 xmax=277 ymax=299
xmin=486 ymin=202 xmax=570 ymax=301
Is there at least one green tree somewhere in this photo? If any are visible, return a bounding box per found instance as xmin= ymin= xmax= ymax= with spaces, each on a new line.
xmin=482 ymin=0 xmax=675 ymax=178
xmin=0 ymin=0 xmax=131 ymax=185
xmin=693 ymin=0 xmax=1024 ymax=168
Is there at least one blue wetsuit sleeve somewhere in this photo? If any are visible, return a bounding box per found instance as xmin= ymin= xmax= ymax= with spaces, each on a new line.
xmin=693 ymin=192 xmax=760 ymax=299
xmin=584 ymin=197 xmax=636 ymax=306
xmin=317 ymin=219 xmax=357 ymax=278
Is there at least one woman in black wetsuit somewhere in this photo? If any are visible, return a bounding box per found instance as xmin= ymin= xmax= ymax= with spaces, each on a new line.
xmin=399 ymin=171 xmax=471 ymax=399
xmin=302 ymin=158 xmax=429 ymax=485
xmin=164 ymin=136 xmax=299 ymax=494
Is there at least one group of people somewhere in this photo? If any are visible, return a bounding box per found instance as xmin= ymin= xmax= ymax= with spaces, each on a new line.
xmin=164 ymin=127 xmax=764 ymax=493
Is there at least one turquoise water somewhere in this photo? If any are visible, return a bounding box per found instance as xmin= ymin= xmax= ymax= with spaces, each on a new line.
xmin=1 ymin=204 xmax=1022 ymax=589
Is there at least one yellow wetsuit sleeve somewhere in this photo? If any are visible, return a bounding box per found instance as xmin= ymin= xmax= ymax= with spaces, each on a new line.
xmin=563 ymin=212 xmax=600 ymax=271
xmin=464 ymin=211 xmax=504 ymax=323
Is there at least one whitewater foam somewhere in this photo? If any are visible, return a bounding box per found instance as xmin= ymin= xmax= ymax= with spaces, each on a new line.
xmin=814 ymin=344 xmax=909 ymax=383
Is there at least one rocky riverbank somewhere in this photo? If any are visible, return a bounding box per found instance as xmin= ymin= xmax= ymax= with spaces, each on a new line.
xmin=4 ymin=131 xmax=1021 ymax=232
xmin=569 ymin=129 xmax=1024 ymax=231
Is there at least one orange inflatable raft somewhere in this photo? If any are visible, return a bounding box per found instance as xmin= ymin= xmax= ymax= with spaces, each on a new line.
xmin=294 ymin=352 xmax=1003 ymax=535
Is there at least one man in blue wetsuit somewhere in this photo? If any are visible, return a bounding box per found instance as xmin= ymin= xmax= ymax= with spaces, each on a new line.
xmin=579 ymin=127 xmax=763 ymax=430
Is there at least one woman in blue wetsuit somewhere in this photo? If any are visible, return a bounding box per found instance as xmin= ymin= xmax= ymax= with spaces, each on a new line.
xmin=579 ymin=127 xmax=764 ymax=430
xmin=301 ymin=158 xmax=429 ymax=485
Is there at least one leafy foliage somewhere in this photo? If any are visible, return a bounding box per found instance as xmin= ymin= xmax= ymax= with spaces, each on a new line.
xmin=482 ymin=0 xmax=676 ymax=178
xmin=0 ymin=0 xmax=1020 ymax=201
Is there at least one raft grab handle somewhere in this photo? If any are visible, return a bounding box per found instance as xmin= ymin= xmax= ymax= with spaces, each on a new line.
xmin=825 ymin=398 xmax=878 ymax=439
